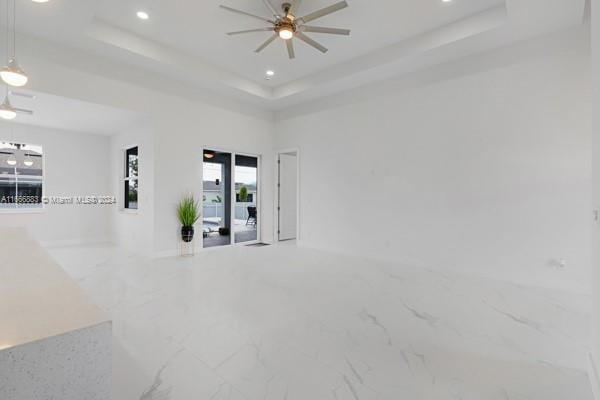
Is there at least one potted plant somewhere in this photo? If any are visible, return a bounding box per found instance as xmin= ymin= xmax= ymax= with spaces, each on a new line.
xmin=177 ymin=195 xmax=200 ymax=243
xmin=239 ymin=185 xmax=248 ymax=202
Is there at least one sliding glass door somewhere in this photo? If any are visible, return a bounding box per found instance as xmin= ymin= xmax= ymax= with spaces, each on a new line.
xmin=202 ymin=149 xmax=259 ymax=248
xmin=234 ymin=155 xmax=258 ymax=243
xmin=202 ymin=150 xmax=232 ymax=248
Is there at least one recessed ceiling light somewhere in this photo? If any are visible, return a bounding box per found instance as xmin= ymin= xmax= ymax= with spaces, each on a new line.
xmin=31 ymin=0 xmax=50 ymax=3
xmin=136 ymin=11 xmax=150 ymax=20
xmin=442 ymin=0 xmax=452 ymax=2
xmin=266 ymin=70 xmax=275 ymax=77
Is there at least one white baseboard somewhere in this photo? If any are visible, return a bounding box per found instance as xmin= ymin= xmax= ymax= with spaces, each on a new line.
xmin=153 ymin=249 xmax=179 ymax=259
xmin=41 ymin=238 xmax=114 ymax=248
xmin=153 ymin=238 xmax=281 ymax=259
xmin=589 ymin=354 xmax=600 ymax=400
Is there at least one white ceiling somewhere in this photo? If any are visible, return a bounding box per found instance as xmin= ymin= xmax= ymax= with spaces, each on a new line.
xmin=11 ymin=0 xmax=589 ymax=109
xmin=9 ymin=90 xmax=142 ymax=136
xmin=97 ymin=0 xmax=504 ymax=85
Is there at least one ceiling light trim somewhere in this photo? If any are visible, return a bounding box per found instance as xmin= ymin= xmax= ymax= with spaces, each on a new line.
xmin=136 ymin=11 xmax=150 ymax=20
xmin=87 ymin=4 xmax=507 ymax=103
xmin=86 ymin=18 xmax=275 ymax=100
xmin=272 ymin=3 xmax=508 ymax=100
xmin=26 ymin=0 xmax=583 ymax=112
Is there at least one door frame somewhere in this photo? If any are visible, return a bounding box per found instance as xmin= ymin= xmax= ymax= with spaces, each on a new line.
xmin=274 ymin=148 xmax=300 ymax=242
xmin=201 ymin=146 xmax=262 ymax=249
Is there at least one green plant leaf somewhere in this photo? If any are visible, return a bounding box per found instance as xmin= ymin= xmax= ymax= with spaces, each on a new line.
xmin=177 ymin=195 xmax=200 ymax=228
xmin=239 ymin=185 xmax=248 ymax=202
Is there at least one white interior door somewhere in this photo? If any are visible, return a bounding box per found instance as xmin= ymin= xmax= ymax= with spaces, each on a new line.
xmin=278 ymin=152 xmax=298 ymax=241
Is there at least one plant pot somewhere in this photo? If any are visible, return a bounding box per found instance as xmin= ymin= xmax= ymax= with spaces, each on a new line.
xmin=181 ymin=226 xmax=194 ymax=243
xmin=219 ymin=227 xmax=230 ymax=236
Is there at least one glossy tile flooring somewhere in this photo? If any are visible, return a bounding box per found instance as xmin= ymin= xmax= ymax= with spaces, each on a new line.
xmin=48 ymin=243 xmax=593 ymax=400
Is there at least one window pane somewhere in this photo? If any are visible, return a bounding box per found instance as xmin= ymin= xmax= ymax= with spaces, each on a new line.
xmin=234 ymin=155 xmax=258 ymax=244
xmin=124 ymin=146 xmax=139 ymax=209
xmin=0 ymin=176 xmax=16 ymax=210
xmin=16 ymin=151 xmax=43 ymax=176
xmin=0 ymin=142 xmax=43 ymax=211
xmin=125 ymin=179 xmax=138 ymax=210
xmin=203 ymin=150 xmax=232 ymax=248
xmin=16 ymin=178 xmax=43 ymax=209
xmin=126 ymin=147 xmax=138 ymax=179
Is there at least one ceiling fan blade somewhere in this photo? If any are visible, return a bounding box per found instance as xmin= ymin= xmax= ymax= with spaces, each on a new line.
xmin=299 ymin=26 xmax=350 ymax=35
xmin=286 ymin=39 xmax=295 ymax=59
xmin=220 ymin=5 xmax=274 ymax=24
xmin=288 ymin=0 xmax=302 ymax=17
xmin=14 ymin=108 xmax=33 ymax=115
xmin=255 ymin=34 xmax=278 ymax=53
xmin=298 ymin=1 xmax=348 ymax=23
xmin=262 ymin=0 xmax=282 ymax=18
xmin=227 ymin=28 xmax=274 ymax=35
xmin=295 ymin=32 xmax=328 ymax=53
xmin=9 ymin=91 xmax=36 ymax=99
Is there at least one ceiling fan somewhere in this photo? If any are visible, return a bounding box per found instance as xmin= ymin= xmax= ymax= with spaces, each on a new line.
xmin=220 ymin=0 xmax=351 ymax=59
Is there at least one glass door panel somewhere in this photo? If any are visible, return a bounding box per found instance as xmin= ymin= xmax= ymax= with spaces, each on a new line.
xmin=234 ymin=155 xmax=258 ymax=243
xmin=203 ymin=149 xmax=232 ymax=248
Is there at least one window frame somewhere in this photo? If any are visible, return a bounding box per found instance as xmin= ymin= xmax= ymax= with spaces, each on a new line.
xmin=0 ymin=142 xmax=45 ymax=214
xmin=123 ymin=145 xmax=139 ymax=211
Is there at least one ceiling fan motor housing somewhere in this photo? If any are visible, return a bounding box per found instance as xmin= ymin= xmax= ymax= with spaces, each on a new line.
xmin=282 ymin=3 xmax=292 ymax=15
xmin=276 ymin=20 xmax=296 ymax=34
xmin=277 ymin=2 xmax=296 ymax=35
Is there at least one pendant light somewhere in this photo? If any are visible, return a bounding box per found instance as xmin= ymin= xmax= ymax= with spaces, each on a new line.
xmin=2 ymin=59 xmax=27 ymax=87
xmin=0 ymin=95 xmax=16 ymax=120
xmin=1 ymin=0 xmax=27 ymax=87
xmin=6 ymin=152 xmax=16 ymax=166
xmin=23 ymin=153 xmax=33 ymax=167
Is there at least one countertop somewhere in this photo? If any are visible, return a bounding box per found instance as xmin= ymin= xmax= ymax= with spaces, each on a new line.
xmin=0 ymin=227 xmax=110 ymax=351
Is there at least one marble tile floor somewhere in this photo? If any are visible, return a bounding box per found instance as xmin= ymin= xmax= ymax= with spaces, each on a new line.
xmin=47 ymin=243 xmax=593 ymax=400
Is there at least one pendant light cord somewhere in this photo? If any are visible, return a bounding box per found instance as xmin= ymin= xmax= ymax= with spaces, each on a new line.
xmin=12 ymin=0 xmax=15 ymax=60
xmin=4 ymin=0 xmax=16 ymax=61
xmin=5 ymin=0 xmax=9 ymax=63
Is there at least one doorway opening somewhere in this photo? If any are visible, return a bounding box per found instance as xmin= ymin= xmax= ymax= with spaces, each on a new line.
xmin=277 ymin=150 xmax=299 ymax=242
xmin=202 ymin=148 xmax=260 ymax=248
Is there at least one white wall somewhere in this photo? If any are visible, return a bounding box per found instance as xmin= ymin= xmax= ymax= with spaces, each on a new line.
xmin=109 ymin=122 xmax=155 ymax=255
xmin=18 ymin=36 xmax=276 ymax=257
xmin=152 ymin=106 xmax=274 ymax=256
xmin=590 ymin=0 xmax=600 ymax=395
xmin=275 ymin=27 xmax=592 ymax=293
xmin=0 ymin=123 xmax=111 ymax=244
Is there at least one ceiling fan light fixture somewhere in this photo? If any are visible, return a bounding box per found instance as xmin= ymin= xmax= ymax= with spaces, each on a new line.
xmin=278 ymin=28 xmax=294 ymax=40
xmin=0 ymin=97 xmax=17 ymax=120
xmin=1 ymin=59 xmax=28 ymax=87
xmin=221 ymin=0 xmax=350 ymax=58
